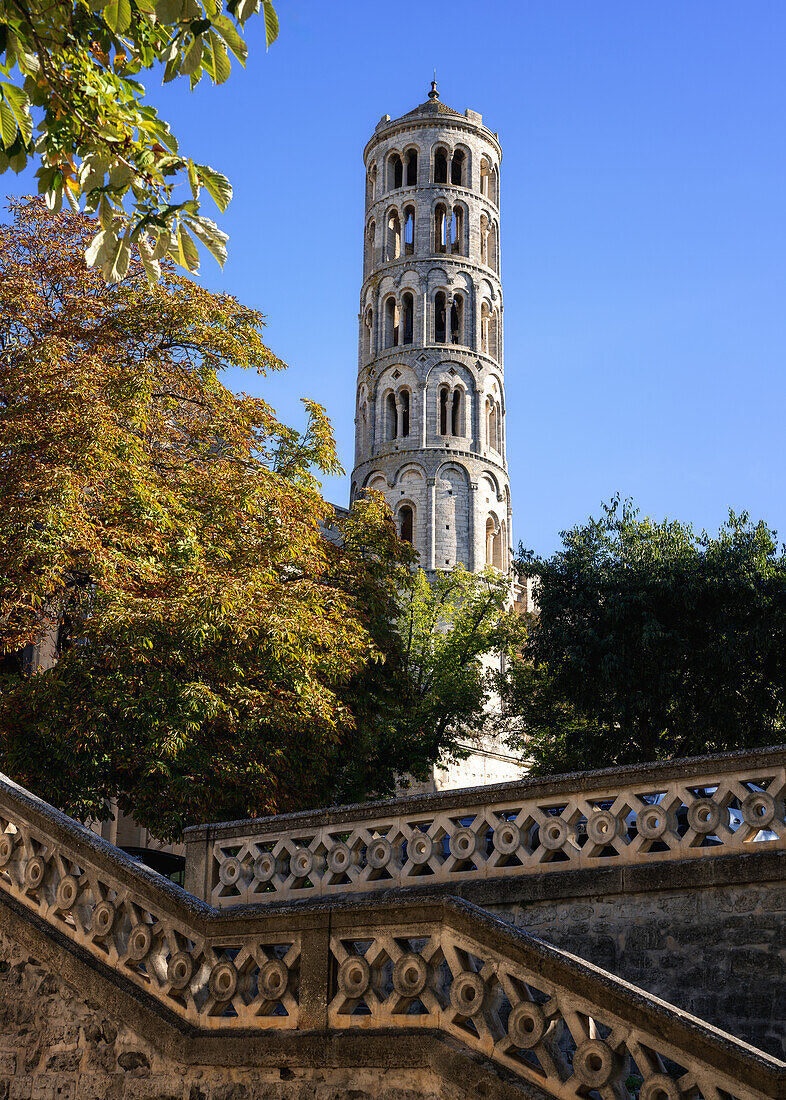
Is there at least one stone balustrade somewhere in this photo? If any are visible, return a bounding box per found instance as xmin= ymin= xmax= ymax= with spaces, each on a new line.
xmin=184 ymin=746 xmax=786 ymax=908
xmin=0 ymin=770 xmax=784 ymax=1099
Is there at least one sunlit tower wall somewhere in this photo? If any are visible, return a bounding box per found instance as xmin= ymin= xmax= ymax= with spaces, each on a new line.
xmin=350 ymin=84 xmax=512 ymax=576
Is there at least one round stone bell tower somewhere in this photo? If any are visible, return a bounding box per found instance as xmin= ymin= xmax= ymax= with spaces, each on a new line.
xmin=351 ymin=83 xmax=512 ymax=575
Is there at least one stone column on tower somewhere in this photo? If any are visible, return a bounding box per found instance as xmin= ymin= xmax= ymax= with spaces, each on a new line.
xmin=350 ymin=84 xmax=521 ymax=791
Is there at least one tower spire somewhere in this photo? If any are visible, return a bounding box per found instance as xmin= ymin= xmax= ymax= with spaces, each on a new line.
xmin=428 ymin=74 xmax=439 ymax=100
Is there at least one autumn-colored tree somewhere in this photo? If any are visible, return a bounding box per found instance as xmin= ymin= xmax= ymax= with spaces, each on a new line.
xmin=0 ymin=196 xmax=417 ymax=839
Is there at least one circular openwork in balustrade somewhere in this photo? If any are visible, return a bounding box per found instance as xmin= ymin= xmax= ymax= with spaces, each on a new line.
xmin=687 ymin=798 xmax=727 ymax=834
xmin=586 ymin=810 xmax=618 ymax=846
xmin=636 ymin=805 xmax=672 ymax=839
xmin=291 ymin=847 xmax=314 ymax=878
xmin=338 ymin=956 xmax=370 ymax=999
xmin=493 ymin=821 xmax=521 ymax=855
xmin=24 ymin=855 xmax=46 ymax=889
xmin=367 ymin=838 xmax=393 ymax=869
xmin=572 ymin=1039 xmax=619 ymax=1088
xmin=218 ymin=856 xmax=242 ymax=887
xmin=639 ymin=1074 xmax=681 ymax=1100
xmin=209 ymin=960 xmax=238 ymax=1001
xmin=327 ymin=842 xmax=353 ymax=875
xmin=449 ymin=828 xmax=478 ymax=860
xmin=55 ymin=874 xmax=80 ymax=911
xmin=253 ymin=852 xmax=276 ymax=882
xmin=449 ymin=971 xmax=485 ymax=1016
xmin=507 ymin=1001 xmax=547 ymax=1048
xmin=259 ymin=958 xmax=289 ymax=1001
xmin=0 ymin=834 xmax=16 ymax=867
xmin=741 ymin=791 xmax=780 ymax=829
xmin=167 ymin=951 xmax=194 ymax=990
xmin=392 ymin=952 xmax=428 ymax=998
xmin=539 ymin=818 xmax=570 ymax=851
xmin=408 ymin=833 xmax=434 ymax=865
xmin=127 ymin=923 xmax=153 ymax=961
xmin=92 ymin=901 xmax=116 ymax=938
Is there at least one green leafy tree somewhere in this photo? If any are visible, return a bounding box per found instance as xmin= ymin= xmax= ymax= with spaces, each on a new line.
xmin=0 ymin=196 xmax=421 ymax=839
xmin=327 ymin=565 xmax=524 ymax=804
xmin=0 ymin=0 xmax=279 ymax=279
xmin=502 ymin=498 xmax=786 ymax=774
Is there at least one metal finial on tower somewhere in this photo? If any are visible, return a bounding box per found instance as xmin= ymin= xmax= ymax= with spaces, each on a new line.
xmin=428 ymin=74 xmax=439 ymax=100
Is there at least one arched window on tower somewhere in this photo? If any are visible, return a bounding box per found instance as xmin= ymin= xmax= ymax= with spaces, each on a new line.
xmin=399 ymin=504 xmax=414 ymax=544
xmin=366 ymin=163 xmax=377 ymax=204
xmin=451 ymin=206 xmax=464 ymax=254
xmin=450 ymin=295 xmax=464 ymax=345
xmin=451 ymin=149 xmax=465 ymax=186
xmin=488 ymin=221 xmax=498 ymax=273
xmin=490 ymin=165 xmax=499 ymax=205
xmin=433 ymin=147 xmax=448 ymax=184
xmin=434 ymin=204 xmax=447 ymax=254
xmin=480 ymin=213 xmax=489 ymax=265
xmin=486 ymin=517 xmax=502 ymax=569
xmin=384 ymin=297 xmax=399 ymax=348
xmin=489 ymin=307 xmax=499 ymax=361
xmin=389 ymin=153 xmax=403 ymax=190
xmin=405 ymin=149 xmax=418 ymax=186
xmin=486 ymin=396 xmax=499 ymax=452
xmin=434 ymin=292 xmax=447 ymax=343
xmin=403 ymin=206 xmax=415 ymax=256
xmin=480 ymin=157 xmax=491 ymax=197
xmin=480 ymin=301 xmax=490 ymax=354
xmin=364 ymin=220 xmax=375 ymax=276
xmin=386 ymin=392 xmax=398 ymax=440
xmin=363 ymin=307 xmax=373 ymax=358
xmin=439 ymin=386 xmax=449 ymax=435
xmin=400 ymin=388 xmax=410 ymax=437
xmin=386 ymin=211 xmax=401 ymax=261
xmin=401 ymin=292 xmax=414 ymax=345
xmin=451 ymin=389 xmax=463 ymax=436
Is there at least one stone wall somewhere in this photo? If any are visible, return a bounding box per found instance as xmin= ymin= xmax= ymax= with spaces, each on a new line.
xmin=0 ymin=927 xmax=518 ymax=1100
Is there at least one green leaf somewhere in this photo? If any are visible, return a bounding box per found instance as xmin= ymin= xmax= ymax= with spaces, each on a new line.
xmin=190 ymin=17 xmax=210 ymax=33
xmin=173 ymin=220 xmax=200 ymax=273
xmin=102 ymin=232 xmax=132 ymax=283
xmin=104 ymin=0 xmax=132 ymax=34
xmin=0 ymin=99 xmax=18 ymax=148
xmin=205 ymin=30 xmax=230 ymax=84
xmin=44 ymin=186 xmax=63 ymax=213
xmin=186 ymin=213 xmax=228 ymax=266
xmin=195 ymin=163 xmax=232 ymax=212
xmin=262 ymin=0 xmax=278 ymax=47
xmin=149 ymin=226 xmax=171 ymax=260
xmin=180 ymin=33 xmax=203 ymax=75
xmin=84 ymin=229 xmax=108 ymax=268
xmin=213 ymin=15 xmax=247 ymax=64
xmin=154 ymin=0 xmax=184 ymax=22
xmin=0 ymin=84 xmax=30 ymax=144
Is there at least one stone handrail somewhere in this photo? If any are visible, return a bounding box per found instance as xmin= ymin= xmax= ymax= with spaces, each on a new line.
xmin=0 ymin=770 xmax=783 ymax=1100
xmin=183 ymin=745 xmax=786 ymax=908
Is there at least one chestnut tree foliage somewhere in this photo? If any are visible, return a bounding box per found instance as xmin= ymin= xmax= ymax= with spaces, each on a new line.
xmin=0 ymin=0 xmax=279 ymax=279
xmin=502 ymin=498 xmax=786 ymax=775
xmin=0 ymin=197 xmax=428 ymax=839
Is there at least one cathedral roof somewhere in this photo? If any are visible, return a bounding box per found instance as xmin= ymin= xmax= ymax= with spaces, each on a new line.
xmin=399 ymin=98 xmax=464 ymax=121
xmin=396 ymin=80 xmax=464 ymax=123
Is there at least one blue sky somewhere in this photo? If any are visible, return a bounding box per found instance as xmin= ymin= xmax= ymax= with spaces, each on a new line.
xmin=11 ymin=1 xmax=786 ymax=555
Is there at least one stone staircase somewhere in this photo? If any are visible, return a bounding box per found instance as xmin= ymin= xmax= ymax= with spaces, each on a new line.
xmin=0 ymin=748 xmax=784 ymax=1098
